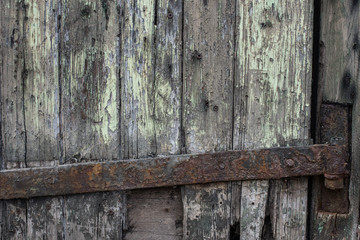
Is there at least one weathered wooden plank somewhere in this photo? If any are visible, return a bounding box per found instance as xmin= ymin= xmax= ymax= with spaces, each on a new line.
xmin=0 ymin=0 xmax=25 ymax=168
xmin=61 ymin=0 xmax=120 ymax=161
xmin=121 ymin=0 xmax=183 ymax=238
xmin=124 ymin=188 xmax=183 ymax=240
xmin=121 ymin=0 xmax=156 ymax=160
xmin=64 ymin=192 xmax=124 ymax=240
xmin=0 ymin=1 xmax=28 ymax=239
xmin=239 ymin=180 xmax=269 ymax=240
xmin=154 ymin=0 xmax=183 ymax=155
xmin=182 ymin=1 xmax=235 ymax=239
xmin=23 ymin=0 xmax=59 ymax=167
xmin=2 ymin=200 xmax=27 ymax=240
xmin=20 ymin=1 xmax=62 ymax=238
xmin=310 ymin=0 xmax=360 ymax=239
xmin=60 ymin=0 xmax=123 ymax=238
xmin=27 ymin=197 xmax=62 ymax=239
xmin=270 ymin=177 xmax=308 ymax=239
xmin=234 ymin=1 xmax=313 ymax=239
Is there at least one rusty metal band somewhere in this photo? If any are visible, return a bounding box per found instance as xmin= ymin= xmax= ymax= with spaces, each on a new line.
xmin=0 ymin=144 xmax=349 ymax=199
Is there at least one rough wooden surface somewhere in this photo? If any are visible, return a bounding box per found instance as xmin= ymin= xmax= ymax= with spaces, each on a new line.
xmin=1 ymin=1 xmax=28 ymax=239
xmin=27 ymin=197 xmax=62 ymax=239
xmin=63 ymin=192 xmax=124 ymax=239
xmin=121 ymin=0 xmax=183 ymax=239
xmin=60 ymin=0 xmax=124 ymax=238
xmin=182 ymin=1 xmax=235 ymax=239
xmin=23 ymin=0 xmax=60 ymax=167
xmin=0 ymin=0 xmax=26 ymax=168
xmin=61 ymin=0 xmax=120 ymax=162
xmin=234 ymin=1 xmax=313 ymax=239
xmin=310 ymin=0 xmax=360 ymax=239
xmin=124 ymin=188 xmax=183 ymax=240
xmin=121 ymin=0 xmax=156 ymax=159
xmin=154 ymin=0 xmax=183 ymax=155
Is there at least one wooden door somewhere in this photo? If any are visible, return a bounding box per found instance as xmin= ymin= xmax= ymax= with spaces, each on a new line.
xmin=0 ymin=0 xmax=359 ymax=239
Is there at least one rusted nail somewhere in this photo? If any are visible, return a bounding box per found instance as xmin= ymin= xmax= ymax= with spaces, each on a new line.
xmin=196 ymin=53 xmax=202 ymax=60
xmin=219 ymin=163 xmax=225 ymax=169
xmin=46 ymin=203 xmax=51 ymax=210
xmin=285 ymin=159 xmax=295 ymax=168
xmin=167 ymin=11 xmax=173 ymax=19
xmin=213 ymin=105 xmax=218 ymax=112
xmin=16 ymin=208 xmax=21 ymax=214
xmin=108 ymin=210 xmax=114 ymax=216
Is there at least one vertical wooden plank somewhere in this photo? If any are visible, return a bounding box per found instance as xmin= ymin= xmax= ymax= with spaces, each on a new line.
xmin=27 ymin=197 xmax=62 ymax=239
xmin=154 ymin=0 xmax=183 ymax=155
xmin=182 ymin=1 xmax=235 ymax=239
xmin=20 ymin=0 xmax=63 ymax=238
xmin=121 ymin=0 xmax=156 ymax=160
xmin=23 ymin=0 xmax=59 ymax=167
xmin=121 ymin=0 xmax=183 ymax=239
xmin=234 ymin=1 xmax=313 ymax=239
xmin=60 ymin=0 xmax=123 ymax=238
xmin=2 ymin=200 xmax=27 ymax=240
xmin=124 ymin=188 xmax=183 ymax=240
xmin=0 ymin=0 xmax=25 ymax=168
xmin=64 ymin=192 xmax=124 ymax=239
xmin=61 ymin=0 xmax=120 ymax=161
xmin=1 ymin=1 xmax=27 ymax=239
xmin=310 ymin=0 xmax=360 ymax=239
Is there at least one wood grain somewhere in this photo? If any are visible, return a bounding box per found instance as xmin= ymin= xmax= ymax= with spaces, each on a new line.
xmin=1 ymin=1 xmax=28 ymax=238
xmin=121 ymin=0 xmax=183 ymax=239
xmin=60 ymin=0 xmax=124 ymax=238
xmin=20 ymin=0 xmax=62 ymax=238
xmin=182 ymin=1 xmax=235 ymax=239
xmin=234 ymin=1 xmax=313 ymax=239
xmin=125 ymin=188 xmax=183 ymax=240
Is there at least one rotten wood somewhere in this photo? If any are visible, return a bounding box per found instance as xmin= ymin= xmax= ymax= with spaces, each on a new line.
xmin=0 ymin=144 xmax=349 ymax=200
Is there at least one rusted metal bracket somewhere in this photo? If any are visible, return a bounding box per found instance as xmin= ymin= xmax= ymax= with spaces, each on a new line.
xmin=318 ymin=104 xmax=351 ymax=213
xmin=0 ymin=144 xmax=349 ymax=200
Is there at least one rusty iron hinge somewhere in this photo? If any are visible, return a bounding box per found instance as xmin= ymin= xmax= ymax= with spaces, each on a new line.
xmin=0 ymin=104 xmax=350 ymax=200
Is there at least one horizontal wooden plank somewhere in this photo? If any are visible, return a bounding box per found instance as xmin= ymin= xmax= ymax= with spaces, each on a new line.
xmin=0 ymin=144 xmax=349 ymax=200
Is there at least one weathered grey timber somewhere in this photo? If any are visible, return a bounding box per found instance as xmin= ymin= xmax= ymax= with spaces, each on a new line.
xmin=182 ymin=0 xmax=235 ymax=239
xmin=120 ymin=0 xmax=183 ymax=239
xmin=233 ymin=1 xmax=313 ymax=239
xmin=1 ymin=0 xmax=358 ymax=239
xmin=309 ymin=0 xmax=360 ymax=239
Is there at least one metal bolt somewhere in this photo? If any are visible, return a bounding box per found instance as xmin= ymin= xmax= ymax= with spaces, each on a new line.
xmin=285 ymin=159 xmax=295 ymax=168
